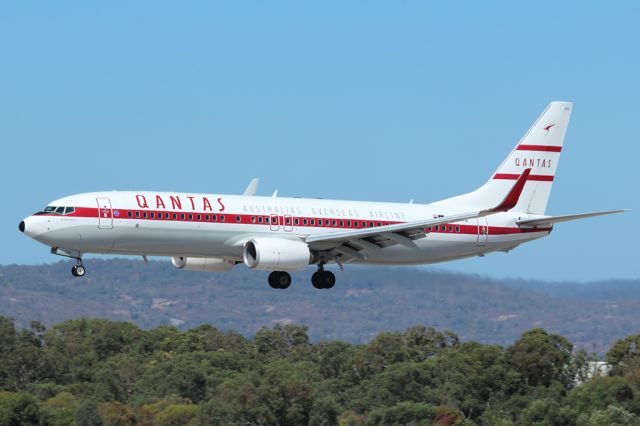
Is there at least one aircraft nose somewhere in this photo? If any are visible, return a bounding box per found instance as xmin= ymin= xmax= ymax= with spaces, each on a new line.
xmin=19 ymin=221 xmax=25 ymax=233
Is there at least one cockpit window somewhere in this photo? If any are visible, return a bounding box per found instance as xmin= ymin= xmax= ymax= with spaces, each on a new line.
xmin=39 ymin=206 xmax=75 ymax=215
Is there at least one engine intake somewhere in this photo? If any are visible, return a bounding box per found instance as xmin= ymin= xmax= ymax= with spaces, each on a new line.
xmin=243 ymin=238 xmax=311 ymax=271
xmin=171 ymin=256 xmax=234 ymax=272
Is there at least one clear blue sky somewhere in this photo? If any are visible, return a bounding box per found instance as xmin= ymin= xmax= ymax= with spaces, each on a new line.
xmin=1 ymin=2 xmax=638 ymax=281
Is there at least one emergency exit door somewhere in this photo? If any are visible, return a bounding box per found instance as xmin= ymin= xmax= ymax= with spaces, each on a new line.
xmin=476 ymin=217 xmax=488 ymax=246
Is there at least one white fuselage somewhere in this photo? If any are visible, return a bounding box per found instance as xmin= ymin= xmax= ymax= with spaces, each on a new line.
xmin=21 ymin=190 xmax=550 ymax=266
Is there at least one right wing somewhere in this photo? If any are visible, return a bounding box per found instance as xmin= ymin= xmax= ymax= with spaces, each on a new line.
xmin=517 ymin=210 xmax=629 ymax=227
xmin=243 ymin=178 xmax=260 ymax=196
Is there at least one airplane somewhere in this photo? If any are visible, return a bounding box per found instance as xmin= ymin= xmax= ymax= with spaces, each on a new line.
xmin=18 ymin=101 xmax=626 ymax=289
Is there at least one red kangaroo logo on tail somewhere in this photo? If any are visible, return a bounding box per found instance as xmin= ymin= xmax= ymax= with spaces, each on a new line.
xmin=543 ymin=122 xmax=556 ymax=136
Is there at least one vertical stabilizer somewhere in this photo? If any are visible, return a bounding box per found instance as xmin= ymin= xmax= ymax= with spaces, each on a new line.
xmin=437 ymin=102 xmax=572 ymax=214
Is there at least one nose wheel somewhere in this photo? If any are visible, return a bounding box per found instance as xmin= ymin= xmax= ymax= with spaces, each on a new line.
xmin=71 ymin=265 xmax=85 ymax=277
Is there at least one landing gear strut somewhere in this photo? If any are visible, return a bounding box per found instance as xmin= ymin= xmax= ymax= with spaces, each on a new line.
xmin=311 ymin=264 xmax=335 ymax=289
xmin=268 ymin=271 xmax=291 ymax=289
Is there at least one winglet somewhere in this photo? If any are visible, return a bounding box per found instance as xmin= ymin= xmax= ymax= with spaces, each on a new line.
xmin=487 ymin=168 xmax=531 ymax=213
xmin=243 ymin=178 xmax=260 ymax=196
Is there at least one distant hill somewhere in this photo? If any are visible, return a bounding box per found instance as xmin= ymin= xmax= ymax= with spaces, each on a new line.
xmin=1 ymin=259 xmax=638 ymax=352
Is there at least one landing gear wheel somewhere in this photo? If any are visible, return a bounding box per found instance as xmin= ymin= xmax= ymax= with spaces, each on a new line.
xmin=71 ymin=265 xmax=85 ymax=277
xmin=268 ymin=271 xmax=291 ymax=289
xmin=312 ymin=270 xmax=335 ymax=289
xmin=311 ymin=272 xmax=322 ymax=289
xmin=321 ymin=271 xmax=335 ymax=289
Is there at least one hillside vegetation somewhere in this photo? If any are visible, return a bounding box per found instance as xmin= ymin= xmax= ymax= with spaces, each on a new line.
xmin=2 ymin=317 xmax=640 ymax=425
xmin=1 ymin=260 xmax=639 ymax=351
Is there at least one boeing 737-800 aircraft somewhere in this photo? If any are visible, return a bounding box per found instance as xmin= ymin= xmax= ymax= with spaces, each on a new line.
xmin=19 ymin=102 xmax=625 ymax=289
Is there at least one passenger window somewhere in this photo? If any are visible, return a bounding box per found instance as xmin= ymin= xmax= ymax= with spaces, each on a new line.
xmin=205 ymin=215 xmax=210 ymax=221
xmin=188 ymin=214 xmax=193 ymax=220
xmin=173 ymin=213 xmax=177 ymax=219
xmin=128 ymin=211 xmax=133 ymax=218
xmin=303 ymin=218 xmax=308 ymax=225
xmin=181 ymin=213 xmax=185 ymax=220
xmin=347 ymin=221 xmax=351 ymax=227
xmin=294 ymin=218 xmax=299 ymax=225
xmin=286 ymin=217 xmax=291 ymax=225
xmin=236 ymin=216 xmax=241 ymax=222
xmin=441 ymin=225 xmax=446 ymax=231
xmin=143 ymin=212 xmax=147 ymax=218
xmin=332 ymin=220 xmax=337 ymax=226
xmin=310 ymin=219 xmax=315 ymax=225
xmin=136 ymin=211 xmax=140 ymax=218
xmin=455 ymin=226 xmax=460 ymax=232
xmin=150 ymin=212 xmax=155 ymax=219
xmin=166 ymin=213 xmax=170 ymax=219
xmin=340 ymin=220 xmax=344 ymax=227
xmin=196 ymin=214 xmax=201 ymax=221
xmin=212 ymin=215 xmax=217 ymax=221
xmin=448 ymin=226 xmax=453 ymax=232
xmin=265 ymin=217 xmax=270 ymax=224
xmin=251 ymin=216 xmax=256 ymax=223
xmin=220 ymin=215 xmax=225 ymax=222
xmin=378 ymin=222 xmax=382 ymax=227
xmin=258 ymin=217 xmax=263 ymax=223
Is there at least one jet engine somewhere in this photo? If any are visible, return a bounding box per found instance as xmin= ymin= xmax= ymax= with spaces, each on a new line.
xmin=171 ymin=256 xmax=234 ymax=272
xmin=243 ymin=238 xmax=312 ymax=271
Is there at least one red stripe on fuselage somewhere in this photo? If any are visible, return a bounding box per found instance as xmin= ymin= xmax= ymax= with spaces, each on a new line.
xmin=36 ymin=208 xmax=551 ymax=236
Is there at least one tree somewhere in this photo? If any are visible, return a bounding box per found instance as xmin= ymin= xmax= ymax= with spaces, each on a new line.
xmin=578 ymin=405 xmax=640 ymax=426
xmin=506 ymin=328 xmax=573 ymax=388
xmin=0 ymin=391 xmax=49 ymax=426
xmin=368 ymin=401 xmax=437 ymax=426
xmin=402 ymin=326 xmax=459 ymax=362
xmin=75 ymin=400 xmax=103 ymax=426
xmin=607 ymin=334 xmax=640 ymax=376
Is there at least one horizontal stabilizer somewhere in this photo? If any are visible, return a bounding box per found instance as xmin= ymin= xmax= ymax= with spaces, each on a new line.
xmin=517 ymin=210 xmax=629 ymax=227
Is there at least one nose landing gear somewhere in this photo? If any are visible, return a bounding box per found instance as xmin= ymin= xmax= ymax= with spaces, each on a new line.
xmin=71 ymin=263 xmax=85 ymax=277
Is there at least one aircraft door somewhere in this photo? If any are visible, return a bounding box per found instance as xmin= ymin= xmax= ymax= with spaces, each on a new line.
xmin=270 ymin=214 xmax=280 ymax=231
xmin=283 ymin=214 xmax=293 ymax=232
xmin=97 ymin=197 xmax=113 ymax=229
xmin=476 ymin=217 xmax=488 ymax=246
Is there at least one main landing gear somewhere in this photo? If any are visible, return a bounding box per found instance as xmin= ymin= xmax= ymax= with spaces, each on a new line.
xmin=312 ymin=264 xmax=335 ymax=289
xmin=267 ymin=264 xmax=336 ymax=290
xmin=268 ymin=271 xmax=292 ymax=289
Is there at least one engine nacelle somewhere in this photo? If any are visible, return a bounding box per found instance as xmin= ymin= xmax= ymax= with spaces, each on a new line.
xmin=171 ymin=256 xmax=234 ymax=272
xmin=243 ymin=238 xmax=312 ymax=271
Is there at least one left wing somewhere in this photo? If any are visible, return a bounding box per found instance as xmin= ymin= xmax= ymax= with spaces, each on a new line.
xmin=305 ymin=169 xmax=531 ymax=255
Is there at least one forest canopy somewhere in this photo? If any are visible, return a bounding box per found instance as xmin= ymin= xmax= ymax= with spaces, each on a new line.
xmin=1 ymin=317 xmax=640 ymax=425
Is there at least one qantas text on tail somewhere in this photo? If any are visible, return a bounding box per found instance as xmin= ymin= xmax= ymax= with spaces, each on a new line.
xmin=19 ymin=102 xmax=627 ymax=289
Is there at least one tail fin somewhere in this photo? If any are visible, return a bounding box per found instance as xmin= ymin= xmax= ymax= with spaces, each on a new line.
xmin=434 ymin=102 xmax=572 ymax=214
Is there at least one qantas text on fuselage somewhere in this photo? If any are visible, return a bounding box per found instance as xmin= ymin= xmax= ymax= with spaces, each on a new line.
xmin=19 ymin=102 xmax=626 ymax=289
